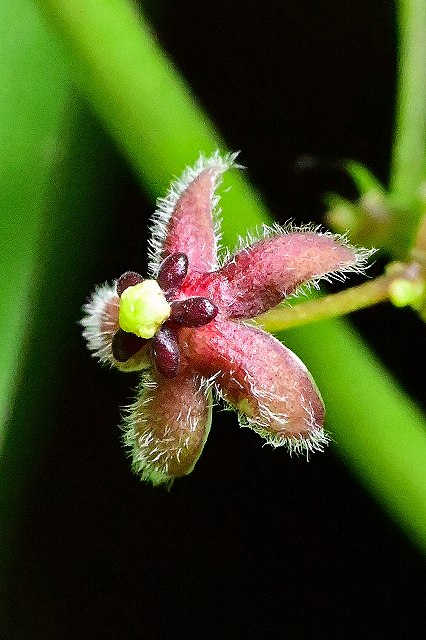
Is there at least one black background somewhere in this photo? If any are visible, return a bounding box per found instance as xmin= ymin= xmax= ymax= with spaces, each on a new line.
xmin=6 ymin=2 xmax=426 ymax=638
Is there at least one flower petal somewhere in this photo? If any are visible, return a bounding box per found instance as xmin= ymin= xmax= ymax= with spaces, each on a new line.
xmin=81 ymin=282 xmax=151 ymax=372
xmin=148 ymin=152 xmax=238 ymax=276
xmin=123 ymin=370 xmax=213 ymax=485
xmin=183 ymin=319 xmax=327 ymax=455
xmin=185 ymin=228 xmax=373 ymax=318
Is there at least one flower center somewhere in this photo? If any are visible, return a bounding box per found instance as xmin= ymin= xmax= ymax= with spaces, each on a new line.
xmin=119 ymin=280 xmax=171 ymax=339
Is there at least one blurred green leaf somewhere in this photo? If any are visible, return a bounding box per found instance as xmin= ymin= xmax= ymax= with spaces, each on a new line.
xmin=344 ymin=161 xmax=385 ymax=196
xmin=33 ymin=0 xmax=272 ymax=244
xmin=390 ymin=0 xmax=426 ymax=209
xmin=0 ymin=2 xmax=127 ymax=569
xmin=0 ymin=1 xmax=68 ymax=443
xmin=0 ymin=94 xmax=130 ymax=566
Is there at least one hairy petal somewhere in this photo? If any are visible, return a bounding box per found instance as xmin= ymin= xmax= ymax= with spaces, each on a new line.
xmin=80 ymin=282 xmax=151 ymax=372
xmin=183 ymin=320 xmax=327 ymax=454
xmin=123 ymin=371 xmax=213 ymax=486
xmin=186 ymin=229 xmax=373 ymax=318
xmin=148 ymin=152 xmax=238 ymax=276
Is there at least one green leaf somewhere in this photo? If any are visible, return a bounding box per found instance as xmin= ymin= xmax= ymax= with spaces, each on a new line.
xmin=390 ymin=0 xmax=426 ymax=209
xmin=345 ymin=160 xmax=385 ymax=196
xmin=0 ymin=0 xmax=68 ymax=445
xmin=0 ymin=2 xmax=129 ymax=568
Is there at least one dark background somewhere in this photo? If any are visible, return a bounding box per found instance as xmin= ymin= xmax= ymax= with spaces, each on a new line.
xmin=5 ymin=2 xmax=426 ymax=638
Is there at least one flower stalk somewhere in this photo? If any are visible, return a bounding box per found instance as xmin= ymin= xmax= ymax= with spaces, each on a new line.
xmin=256 ymin=261 xmax=426 ymax=332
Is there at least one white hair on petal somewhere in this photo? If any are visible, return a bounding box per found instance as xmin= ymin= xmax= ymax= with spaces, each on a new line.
xmin=218 ymin=220 xmax=376 ymax=289
xmin=122 ymin=373 xmax=213 ymax=487
xmin=212 ymin=371 xmax=330 ymax=460
xmin=253 ymin=423 xmax=331 ymax=459
xmin=148 ymin=150 xmax=241 ymax=276
xmin=121 ymin=374 xmax=171 ymax=487
xmin=80 ymin=282 xmax=152 ymax=373
xmin=80 ymin=282 xmax=118 ymax=366
xmin=242 ymin=381 xmax=330 ymax=459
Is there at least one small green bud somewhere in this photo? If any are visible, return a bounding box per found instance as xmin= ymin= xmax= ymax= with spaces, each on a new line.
xmin=119 ymin=280 xmax=171 ymax=338
xmin=388 ymin=278 xmax=425 ymax=309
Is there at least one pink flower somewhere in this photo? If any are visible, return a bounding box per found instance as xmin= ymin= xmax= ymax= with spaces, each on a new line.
xmin=81 ymin=152 xmax=371 ymax=486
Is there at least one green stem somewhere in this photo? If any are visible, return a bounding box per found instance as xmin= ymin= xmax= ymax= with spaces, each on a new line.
xmin=390 ymin=0 xmax=426 ymax=208
xmin=257 ymin=276 xmax=392 ymax=332
xmin=256 ymin=263 xmax=424 ymax=331
xmin=32 ymin=0 xmax=426 ymax=550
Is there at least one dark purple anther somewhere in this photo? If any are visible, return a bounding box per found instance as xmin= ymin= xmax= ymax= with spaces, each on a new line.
xmin=170 ymin=297 xmax=218 ymax=327
xmin=116 ymin=271 xmax=144 ymax=297
xmin=151 ymin=326 xmax=180 ymax=378
xmin=157 ymin=253 xmax=189 ymax=294
xmin=112 ymin=329 xmax=148 ymax=362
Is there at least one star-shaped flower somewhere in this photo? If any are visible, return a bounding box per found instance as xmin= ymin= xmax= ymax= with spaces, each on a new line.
xmin=81 ymin=152 xmax=371 ymax=486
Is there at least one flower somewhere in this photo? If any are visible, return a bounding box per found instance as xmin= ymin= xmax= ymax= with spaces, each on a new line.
xmin=81 ymin=152 xmax=371 ymax=486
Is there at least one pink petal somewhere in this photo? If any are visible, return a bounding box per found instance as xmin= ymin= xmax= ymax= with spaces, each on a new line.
xmin=123 ymin=370 xmax=212 ymax=485
xmin=183 ymin=319 xmax=326 ymax=454
xmin=184 ymin=229 xmax=372 ymax=318
xmin=148 ymin=152 xmax=238 ymax=276
xmin=81 ymin=283 xmax=151 ymax=372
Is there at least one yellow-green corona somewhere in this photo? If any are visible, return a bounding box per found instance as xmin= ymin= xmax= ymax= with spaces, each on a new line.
xmin=119 ymin=280 xmax=171 ymax=339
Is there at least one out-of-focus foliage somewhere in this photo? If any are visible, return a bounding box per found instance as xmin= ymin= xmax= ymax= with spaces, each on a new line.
xmin=0 ymin=0 xmax=68 ymax=438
